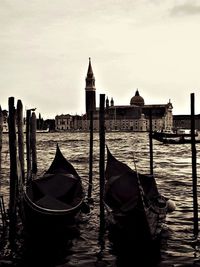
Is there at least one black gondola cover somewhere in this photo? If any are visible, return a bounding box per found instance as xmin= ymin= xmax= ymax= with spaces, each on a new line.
xmin=22 ymin=144 xmax=84 ymax=236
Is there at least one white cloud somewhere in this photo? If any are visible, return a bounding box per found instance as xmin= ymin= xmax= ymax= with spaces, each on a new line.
xmin=170 ymin=1 xmax=200 ymax=16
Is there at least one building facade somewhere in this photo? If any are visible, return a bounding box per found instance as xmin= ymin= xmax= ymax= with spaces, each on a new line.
xmin=173 ymin=114 xmax=200 ymax=130
xmin=55 ymin=59 xmax=174 ymax=132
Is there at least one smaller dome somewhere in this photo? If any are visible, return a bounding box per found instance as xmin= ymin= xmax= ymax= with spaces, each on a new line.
xmin=130 ymin=90 xmax=144 ymax=106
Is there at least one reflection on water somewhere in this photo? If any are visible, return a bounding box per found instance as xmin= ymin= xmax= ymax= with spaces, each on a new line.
xmin=0 ymin=132 xmax=200 ymax=266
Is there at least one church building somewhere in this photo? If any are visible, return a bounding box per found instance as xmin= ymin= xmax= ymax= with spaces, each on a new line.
xmin=55 ymin=59 xmax=173 ymax=132
xmin=84 ymin=58 xmax=173 ymax=132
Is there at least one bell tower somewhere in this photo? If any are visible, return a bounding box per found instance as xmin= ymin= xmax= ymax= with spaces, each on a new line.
xmin=85 ymin=58 xmax=96 ymax=114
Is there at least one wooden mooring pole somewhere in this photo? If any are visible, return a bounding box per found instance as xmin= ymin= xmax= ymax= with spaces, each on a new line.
xmin=149 ymin=109 xmax=153 ymax=176
xmin=190 ymin=93 xmax=198 ymax=238
xmin=99 ymin=94 xmax=105 ymax=234
xmin=26 ymin=109 xmax=31 ymax=182
xmin=88 ymin=110 xmax=93 ymax=202
xmin=30 ymin=111 xmax=37 ymax=175
xmin=17 ymin=100 xmax=25 ymax=182
xmin=8 ymin=97 xmax=18 ymax=248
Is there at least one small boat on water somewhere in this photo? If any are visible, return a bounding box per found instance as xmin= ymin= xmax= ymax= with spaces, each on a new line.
xmin=152 ymin=129 xmax=200 ymax=145
xmin=104 ymin=147 xmax=175 ymax=245
xmin=152 ymin=129 xmax=198 ymax=142
xmin=22 ymin=144 xmax=85 ymax=236
xmin=158 ymin=136 xmax=200 ymax=144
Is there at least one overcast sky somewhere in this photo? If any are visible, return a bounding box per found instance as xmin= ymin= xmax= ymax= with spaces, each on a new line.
xmin=1 ymin=0 xmax=200 ymax=119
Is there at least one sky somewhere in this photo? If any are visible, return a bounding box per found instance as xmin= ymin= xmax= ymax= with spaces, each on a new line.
xmin=1 ymin=0 xmax=200 ymax=119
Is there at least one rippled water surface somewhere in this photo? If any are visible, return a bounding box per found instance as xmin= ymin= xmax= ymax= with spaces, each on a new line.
xmin=1 ymin=132 xmax=200 ymax=266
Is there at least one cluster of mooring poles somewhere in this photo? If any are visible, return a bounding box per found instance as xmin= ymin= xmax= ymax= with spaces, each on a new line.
xmin=0 ymin=92 xmax=198 ymax=257
xmin=148 ymin=93 xmax=198 ymax=239
xmin=86 ymin=94 xmax=106 ymax=249
xmin=0 ymin=97 xmax=37 ymax=253
xmin=87 ymin=92 xmax=199 ymax=251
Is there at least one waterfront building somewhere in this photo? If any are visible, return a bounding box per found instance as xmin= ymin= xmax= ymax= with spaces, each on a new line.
xmin=55 ymin=58 xmax=174 ymax=132
xmin=103 ymin=93 xmax=173 ymax=132
xmin=55 ymin=114 xmax=73 ymax=131
xmin=173 ymin=114 xmax=200 ymax=131
xmin=2 ymin=110 xmax=9 ymax=133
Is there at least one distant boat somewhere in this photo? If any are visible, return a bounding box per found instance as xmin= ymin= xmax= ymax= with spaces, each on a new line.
xmin=156 ymin=136 xmax=200 ymax=145
xmin=152 ymin=128 xmax=199 ymax=144
xmin=152 ymin=128 xmax=198 ymax=141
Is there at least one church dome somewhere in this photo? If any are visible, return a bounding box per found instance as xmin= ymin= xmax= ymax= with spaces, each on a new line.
xmin=130 ymin=90 xmax=144 ymax=106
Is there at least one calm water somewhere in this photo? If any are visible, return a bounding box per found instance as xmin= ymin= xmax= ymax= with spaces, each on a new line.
xmin=1 ymin=132 xmax=200 ymax=266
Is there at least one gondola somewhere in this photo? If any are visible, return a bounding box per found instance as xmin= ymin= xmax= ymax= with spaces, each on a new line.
xmin=104 ymin=147 xmax=175 ymax=245
xmin=22 ymin=144 xmax=85 ymax=236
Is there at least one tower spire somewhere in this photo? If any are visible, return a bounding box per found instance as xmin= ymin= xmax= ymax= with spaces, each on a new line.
xmin=85 ymin=58 xmax=96 ymax=114
xmin=87 ymin=57 xmax=94 ymax=78
xmin=87 ymin=57 xmax=92 ymax=74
